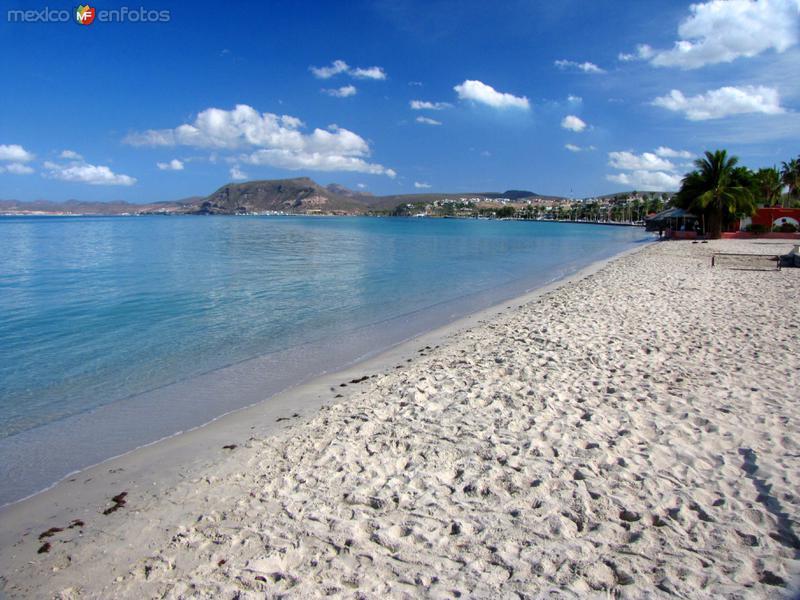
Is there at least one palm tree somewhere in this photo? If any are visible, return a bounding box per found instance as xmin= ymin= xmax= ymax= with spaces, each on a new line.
xmin=675 ymin=150 xmax=756 ymax=239
xmin=781 ymin=157 xmax=800 ymax=208
xmin=754 ymin=167 xmax=783 ymax=206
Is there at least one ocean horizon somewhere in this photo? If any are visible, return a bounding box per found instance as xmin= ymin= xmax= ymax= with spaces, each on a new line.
xmin=0 ymin=216 xmax=649 ymax=505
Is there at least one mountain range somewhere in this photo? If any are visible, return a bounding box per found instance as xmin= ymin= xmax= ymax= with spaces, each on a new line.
xmin=0 ymin=177 xmax=569 ymax=216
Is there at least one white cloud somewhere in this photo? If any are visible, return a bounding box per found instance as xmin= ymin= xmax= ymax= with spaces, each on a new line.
xmin=618 ymin=44 xmax=655 ymax=62
xmin=652 ymin=85 xmax=785 ymax=120
xmin=561 ymin=115 xmax=587 ymax=132
xmin=410 ymin=100 xmax=451 ymax=110
xmin=310 ymin=60 xmax=387 ymax=80
xmin=414 ymin=181 xmax=432 ymax=189
xmin=230 ymin=165 xmax=247 ymax=181
xmin=322 ymin=85 xmax=357 ymax=98
xmin=605 ymin=147 xmax=691 ymax=191
xmin=124 ymin=104 xmax=395 ymax=177
xmin=654 ymin=146 xmax=693 ymax=159
xmin=125 ymin=105 xmax=307 ymax=149
xmin=350 ymin=66 xmax=387 ymax=80
xmin=554 ymin=59 xmax=606 ymax=74
xmin=43 ymin=159 xmax=136 ymax=186
xmin=310 ymin=59 xmax=350 ymax=79
xmin=0 ymin=162 xmax=34 ymax=175
xmin=157 ymin=158 xmax=184 ymax=171
xmin=0 ymin=144 xmax=34 ymax=162
xmin=356 ymin=183 xmax=367 ymax=189
xmin=416 ymin=116 xmax=442 ymax=126
xmin=59 ymin=149 xmax=83 ymax=160
xmin=608 ymin=151 xmax=675 ymax=171
xmin=243 ymin=149 xmax=396 ymax=177
xmin=565 ymin=144 xmax=595 ymax=152
xmin=606 ymin=171 xmax=682 ymax=191
xmin=453 ymin=80 xmax=530 ymax=110
xmin=626 ymin=0 xmax=800 ymax=69
xmin=566 ymin=94 xmax=583 ymax=104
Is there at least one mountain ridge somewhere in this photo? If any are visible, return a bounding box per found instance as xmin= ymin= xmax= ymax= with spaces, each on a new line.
xmin=0 ymin=177 xmax=599 ymax=216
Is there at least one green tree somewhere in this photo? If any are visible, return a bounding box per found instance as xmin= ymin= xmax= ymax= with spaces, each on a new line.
xmin=495 ymin=206 xmax=516 ymax=219
xmin=754 ymin=167 xmax=783 ymax=206
xmin=675 ymin=150 xmax=756 ymax=239
xmin=781 ymin=157 xmax=800 ymax=207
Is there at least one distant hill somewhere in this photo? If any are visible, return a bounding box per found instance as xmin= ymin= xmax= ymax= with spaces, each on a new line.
xmin=0 ymin=198 xmax=193 ymax=215
xmin=0 ymin=178 xmax=570 ymax=216
xmin=501 ymin=190 xmax=537 ymax=200
xmin=194 ymin=178 xmax=368 ymax=215
xmin=325 ymin=183 xmax=374 ymax=202
xmin=365 ymin=189 xmax=565 ymax=212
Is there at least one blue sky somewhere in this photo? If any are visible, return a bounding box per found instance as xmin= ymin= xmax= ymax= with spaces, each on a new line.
xmin=1 ymin=0 xmax=798 ymax=202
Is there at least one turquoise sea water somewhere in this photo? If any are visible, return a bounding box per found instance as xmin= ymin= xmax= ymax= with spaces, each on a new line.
xmin=0 ymin=216 xmax=650 ymax=505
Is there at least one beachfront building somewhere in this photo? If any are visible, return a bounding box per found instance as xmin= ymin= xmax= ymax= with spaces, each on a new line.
xmin=738 ymin=207 xmax=800 ymax=233
xmin=645 ymin=207 xmax=700 ymax=238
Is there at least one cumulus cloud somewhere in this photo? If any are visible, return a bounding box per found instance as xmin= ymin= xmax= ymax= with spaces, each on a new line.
xmin=416 ymin=116 xmax=442 ymax=126
xmin=0 ymin=163 xmax=34 ymax=175
xmin=652 ymin=85 xmax=785 ymax=120
xmin=43 ymin=159 xmax=136 ymax=186
xmin=608 ymin=151 xmax=675 ymax=171
xmin=606 ymin=171 xmax=682 ymax=191
xmin=0 ymin=144 xmax=35 ymax=174
xmin=124 ymin=104 xmax=395 ymax=177
xmin=310 ymin=60 xmax=387 ymax=80
xmin=59 ymin=149 xmax=83 ymax=160
xmin=565 ymin=143 xmax=595 ymax=152
xmin=453 ymin=80 xmax=530 ymax=110
xmin=157 ymin=158 xmax=184 ymax=171
xmin=622 ymin=0 xmax=800 ymax=69
xmin=554 ymin=59 xmax=606 ymax=73
xmin=230 ymin=165 xmax=247 ymax=181
xmin=566 ymin=94 xmax=583 ymax=104
xmin=654 ymin=146 xmax=693 ymax=159
xmin=618 ymin=44 xmax=655 ymax=62
xmin=410 ymin=100 xmax=451 ymax=110
xmin=561 ymin=115 xmax=587 ymax=132
xmin=350 ymin=66 xmax=387 ymax=80
xmin=243 ymin=149 xmax=396 ymax=177
xmin=605 ymin=147 xmax=690 ymax=191
xmin=309 ymin=59 xmax=350 ymax=79
xmin=414 ymin=181 xmax=432 ymax=189
xmin=322 ymin=85 xmax=357 ymax=98
xmin=0 ymin=144 xmax=35 ymax=162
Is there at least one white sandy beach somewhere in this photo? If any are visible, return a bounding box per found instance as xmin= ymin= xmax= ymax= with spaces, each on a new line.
xmin=1 ymin=238 xmax=799 ymax=599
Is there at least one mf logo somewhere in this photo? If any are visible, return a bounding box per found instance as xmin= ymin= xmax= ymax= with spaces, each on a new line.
xmin=75 ymin=5 xmax=96 ymax=25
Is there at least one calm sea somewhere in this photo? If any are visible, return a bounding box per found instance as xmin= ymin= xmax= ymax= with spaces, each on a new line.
xmin=0 ymin=216 xmax=650 ymax=505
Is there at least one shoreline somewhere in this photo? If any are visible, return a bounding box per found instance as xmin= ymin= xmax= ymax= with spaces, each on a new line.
xmin=0 ymin=229 xmax=649 ymax=510
xmin=2 ymin=237 xmax=798 ymax=598
xmin=0 ymin=241 xmax=650 ymax=537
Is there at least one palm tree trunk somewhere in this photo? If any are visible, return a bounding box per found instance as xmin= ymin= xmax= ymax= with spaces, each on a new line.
xmin=708 ymin=197 xmax=723 ymax=239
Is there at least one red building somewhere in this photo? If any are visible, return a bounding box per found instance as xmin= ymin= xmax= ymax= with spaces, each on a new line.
xmin=747 ymin=207 xmax=800 ymax=230
xmin=729 ymin=207 xmax=800 ymax=239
